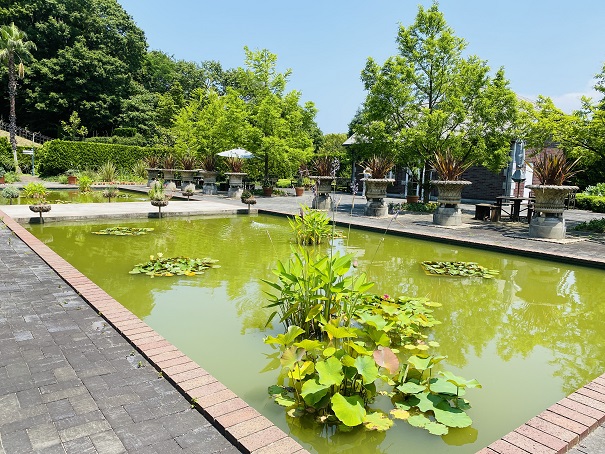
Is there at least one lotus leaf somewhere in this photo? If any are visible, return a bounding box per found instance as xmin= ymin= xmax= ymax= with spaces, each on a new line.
xmin=275 ymin=395 xmax=297 ymax=407
xmin=363 ymin=411 xmax=393 ymax=431
xmin=373 ymin=347 xmax=399 ymax=374
xmin=280 ymin=346 xmax=305 ymax=370
xmin=92 ymin=226 xmax=154 ymax=236
xmin=407 ymin=413 xmax=430 ymax=428
xmin=441 ymin=371 xmax=482 ymax=390
xmin=425 ymin=421 xmax=449 ymax=435
xmin=390 ymin=408 xmax=410 ymax=420
xmin=397 ymin=382 xmax=426 ymax=394
xmin=432 ymin=401 xmax=473 ymax=428
xmin=316 ymin=356 xmax=344 ymax=386
xmin=301 ymin=379 xmax=330 ymax=406
xmin=331 ymin=393 xmax=366 ymax=427
xmin=354 ymin=356 xmax=379 ymax=385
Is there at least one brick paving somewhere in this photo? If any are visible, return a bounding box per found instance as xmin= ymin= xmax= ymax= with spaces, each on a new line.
xmin=2 ymin=187 xmax=605 ymax=454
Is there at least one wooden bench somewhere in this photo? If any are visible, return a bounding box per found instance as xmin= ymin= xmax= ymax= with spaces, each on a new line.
xmin=474 ymin=203 xmax=498 ymax=221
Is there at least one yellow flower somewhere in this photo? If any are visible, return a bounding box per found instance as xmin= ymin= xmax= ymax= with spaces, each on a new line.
xmin=149 ymin=255 xmax=154 ymax=261
xmin=157 ymin=252 xmax=164 ymax=258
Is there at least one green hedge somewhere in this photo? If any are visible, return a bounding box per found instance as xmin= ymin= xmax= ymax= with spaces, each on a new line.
xmin=37 ymin=140 xmax=168 ymax=176
xmin=576 ymin=194 xmax=605 ymax=213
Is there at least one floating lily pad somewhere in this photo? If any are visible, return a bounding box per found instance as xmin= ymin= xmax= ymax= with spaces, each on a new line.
xmin=421 ymin=261 xmax=499 ymax=279
xmin=92 ymin=226 xmax=154 ymax=236
xmin=129 ymin=253 xmax=220 ymax=277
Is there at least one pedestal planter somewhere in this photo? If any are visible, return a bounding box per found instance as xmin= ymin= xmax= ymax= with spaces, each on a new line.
xmin=179 ymin=169 xmax=198 ymax=187
xmin=310 ymin=176 xmax=335 ymax=210
xmin=145 ymin=168 xmax=161 ymax=187
xmin=150 ymin=199 xmax=169 ymax=218
xmin=226 ymin=172 xmax=246 ymax=198
xmin=199 ymin=171 xmax=218 ymax=195
xmin=526 ymin=184 xmax=578 ymax=239
xmin=29 ymin=204 xmax=51 ymax=223
xmin=364 ymin=178 xmax=394 ymax=217
xmin=431 ymin=180 xmax=472 ymax=226
xmin=161 ymin=169 xmax=176 ymax=182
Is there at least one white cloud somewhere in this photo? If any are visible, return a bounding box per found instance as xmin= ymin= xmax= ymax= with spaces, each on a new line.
xmin=521 ymin=79 xmax=600 ymax=113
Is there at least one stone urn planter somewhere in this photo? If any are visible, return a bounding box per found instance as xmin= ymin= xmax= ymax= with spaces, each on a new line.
xmin=225 ymin=172 xmax=246 ymax=198
xmin=179 ymin=169 xmax=198 ymax=187
xmin=161 ymin=169 xmax=176 ymax=182
xmin=199 ymin=170 xmax=218 ymax=195
xmin=145 ymin=168 xmax=161 ymax=187
xmin=29 ymin=203 xmax=51 ymax=223
xmin=526 ymin=184 xmax=578 ymax=239
xmin=364 ymin=178 xmax=394 ymax=217
xmin=431 ymin=180 xmax=472 ymax=226
xmin=150 ymin=199 xmax=169 ymax=218
xmin=310 ymin=176 xmax=335 ymax=210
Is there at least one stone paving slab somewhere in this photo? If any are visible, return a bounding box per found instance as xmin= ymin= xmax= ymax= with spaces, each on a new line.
xmin=0 ymin=211 xmax=305 ymax=453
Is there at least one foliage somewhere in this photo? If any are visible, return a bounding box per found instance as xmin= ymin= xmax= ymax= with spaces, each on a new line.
xmin=129 ymin=252 xmax=219 ymax=277
xmin=78 ymin=175 xmax=93 ymax=192
xmin=421 ymin=261 xmax=499 ymax=279
xmin=582 ymin=183 xmax=605 ymax=197
xmin=0 ymin=168 xmax=4 ymax=177
xmin=182 ymin=183 xmax=196 ymax=197
xmin=162 ymin=154 xmax=177 ymax=169
xmin=225 ymin=157 xmax=244 ymax=173
xmin=37 ymin=140 xmax=165 ymax=176
xmin=532 ymin=151 xmax=581 ymax=185
xmin=575 ymin=194 xmax=605 ymax=213
xmin=264 ymin=256 xmax=480 ymax=434
xmin=101 ymin=185 xmax=119 ymax=200
xmin=362 ymin=155 xmax=395 ymax=179
xmin=354 ymin=3 xmax=518 ymax=181
xmin=241 ymin=190 xmax=256 ymax=205
xmin=98 ymin=161 xmax=117 ymax=182
xmin=143 ymin=155 xmax=161 ymax=169
xmin=199 ymin=155 xmax=217 ymax=171
xmin=429 ymin=150 xmax=472 ymax=181
xmin=288 ymin=205 xmax=340 ymax=245
xmin=132 ymin=159 xmax=147 ymax=179
xmin=148 ymin=180 xmax=169 ymax=202
xmin=1 ymin=184 xmax=20 ymax=203
xmin=92 ymin=226 xmax=154 ymax=236
xmin=389 ymin=202 xmax=438 ymax=213
xmin=572 ymin=218 xmax=605 ymax=233
xmin=179 ymin=153 xmax=198 ymax=170
xmin=311 ymin=155 xmax=337 ymax=176
xmin=60 ymin=111 xmax=88 ymax=139
xmin=3 ymin=171 xmax=20 ymax=183
xmin=21 ymin=182 xmax=47 ymax=199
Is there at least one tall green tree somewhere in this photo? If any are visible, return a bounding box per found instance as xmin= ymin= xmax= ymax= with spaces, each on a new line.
xmin=0 ymin=22 xmax=36 ymax=172
xmin=355 ymin=3 xmax=518 ymax=183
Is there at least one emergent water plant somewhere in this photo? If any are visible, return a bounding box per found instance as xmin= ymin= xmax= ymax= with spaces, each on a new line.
xmin=263 ymin=249 xmax=481 ymax=435
xmin=288 ymin=205 xmax=343 ymax=245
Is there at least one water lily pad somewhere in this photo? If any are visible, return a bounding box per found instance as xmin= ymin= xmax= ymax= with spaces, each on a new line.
xmin=420 ymin=261 xmax=498 ymax=279
xmin=92 ymin=226 xmax=154 ymax=236
xmin=129 ymin=255 xmax=219 ymax=277
xmin=363 ymin=411 xmax=393 ymax=431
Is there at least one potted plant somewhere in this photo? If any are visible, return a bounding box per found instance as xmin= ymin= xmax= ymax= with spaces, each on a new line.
xmin=310 ymin=156 xmax=338 ymax=209
xmin=224 ymin=157 xmax=246 ymax=198
xmin=182 ymin=183 xmax=196 ymax=200
xmin=405 ymin=167 xmax=421 ymax=203
xmin=294 ymin=165 xmax=308 ymax=197
xmin=429 ymin=150 xmax=472 ymax=226
xmin=148 ymin=180 xmax=171 ymax=218
xmin=199 ymin=155 xmax=218 ymax=195
xmin=362 ymin=155 xmax=395 ymax=217
xmin=23 ymin=182 xmax=51 ymax=222
xmin=262 ymin=177 xmax=273 ymax=197
xmin=144 ymin=155 xmax=161 ymax=187
xmin=240 ymin=190 xmax=257 ymax=212
xmin=65 ymin=169 xmax=78 ymax=185
xmin=0 ymin=168 xmax=5 ymax=184
xmin=161 ymin=154 xmax=177 ymax=182
xmin=102 ymin=185 xmax=119 ymax=202
xmin=2 ymin=185 xmax=20 ymax=204
xmin=526 ymin=152 xmax=580 ymax=239
xmin=179 ymin=153 xmax=198 ymax=187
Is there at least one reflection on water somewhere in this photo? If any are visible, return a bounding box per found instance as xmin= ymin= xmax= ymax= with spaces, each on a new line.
xmin=1 ymin=189 xmax=147 ymax=205
xmin=28 ymin=215 xmax=605 ymax=454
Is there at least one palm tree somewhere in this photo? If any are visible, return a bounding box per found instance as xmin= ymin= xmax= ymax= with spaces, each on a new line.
xmin=0 ymin=23 xmax=36 ymax=173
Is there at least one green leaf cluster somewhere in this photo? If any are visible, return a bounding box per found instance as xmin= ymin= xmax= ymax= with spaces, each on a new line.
xmin=421 ymin=261 xmax=499 ymax=279
xmin=91 ymin=227 xmax=154 ymax=236
xmin=288 ymin=205 xmax=343 ymax=245
xmin=129 ymin=253 xmax=219 ymax=277
xmin=575 ymin=194 xmax=605 ymax=213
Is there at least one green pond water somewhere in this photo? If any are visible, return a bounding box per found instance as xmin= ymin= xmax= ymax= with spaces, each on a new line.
xmin=1 ymin=188 xmax=147 ymax=205
xmin=27 ymin=214 xmax=605 ymax=454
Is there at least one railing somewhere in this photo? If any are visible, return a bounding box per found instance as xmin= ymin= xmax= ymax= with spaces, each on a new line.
xmin=0 ymin=119 xmax=53 ymax=144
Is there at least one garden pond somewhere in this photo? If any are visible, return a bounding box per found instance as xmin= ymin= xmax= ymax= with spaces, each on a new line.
xmin=27 ymin=214 xmax=605 ymax=453
xmin=0 ymin=188 xmax=148 ymax=205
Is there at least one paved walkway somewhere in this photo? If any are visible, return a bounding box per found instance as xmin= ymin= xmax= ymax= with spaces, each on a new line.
xmin=2 ymin=186 xmax=605 ymax=454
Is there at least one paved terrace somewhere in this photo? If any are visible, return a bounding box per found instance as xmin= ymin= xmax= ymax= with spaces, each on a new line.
xmin=1 ymin=186 xmax=605 ymax=453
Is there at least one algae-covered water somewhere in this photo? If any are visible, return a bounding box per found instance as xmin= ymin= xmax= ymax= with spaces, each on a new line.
xmin=28 ymin=214 xmax=605 ymax=454
xmin=1 ymin=188 xmax=147 ymax=205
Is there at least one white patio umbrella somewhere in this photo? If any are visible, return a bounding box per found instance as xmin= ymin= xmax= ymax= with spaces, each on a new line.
xmin=216 ymin=148 xmax=254 ymax=159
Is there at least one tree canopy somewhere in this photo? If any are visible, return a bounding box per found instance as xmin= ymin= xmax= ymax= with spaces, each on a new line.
xmin=354 ymin=3 xmax=518 ymax=174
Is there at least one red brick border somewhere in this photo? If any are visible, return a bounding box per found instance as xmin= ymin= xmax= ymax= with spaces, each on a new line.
xmin=0 ymin=209 xmax=307 ymax=454
xmin=4 ymin=208 xmax=605 ymax=454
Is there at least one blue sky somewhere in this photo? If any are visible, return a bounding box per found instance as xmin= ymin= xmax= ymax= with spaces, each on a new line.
xmin=118 ymin=0 xmax=605 ymax=134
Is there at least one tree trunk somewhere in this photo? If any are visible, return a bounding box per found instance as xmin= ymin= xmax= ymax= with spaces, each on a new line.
xmin=7 ymin=53 xmax=21 ymax=174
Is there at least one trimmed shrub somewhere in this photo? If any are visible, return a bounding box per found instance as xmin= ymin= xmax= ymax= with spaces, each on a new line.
xmin=576 ymin=194 xmax=605 ymax=213
xmin=37 ymin=140 xmax=167 ymax=176
xmin=0 ymin=137 xmax=38 ymax=172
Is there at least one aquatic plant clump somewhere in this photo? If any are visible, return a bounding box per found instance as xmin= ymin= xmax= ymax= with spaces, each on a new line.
xmin=264 ymin=250 xmax=481 ymax=436
xmin=129 ymin=253 xmax=220 ymax=277
xmin=421 ymin=261 xmax=499 ymax=278
xmin=92 ymin=227 xmax=154 ymax=236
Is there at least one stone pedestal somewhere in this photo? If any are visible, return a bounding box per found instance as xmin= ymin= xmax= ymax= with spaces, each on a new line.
xmin=226 ymin=172 xmax=246 ymax=199
xmin=312 ymin=194 xmax=332 ymax=210
xmin=433 ymin=206 xmax=463 ymax=226
xmin=529 ymin=214 xmax=566 ymax=240
xmin=363 ymin=178 xmax=394 ymax=217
